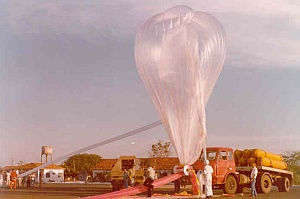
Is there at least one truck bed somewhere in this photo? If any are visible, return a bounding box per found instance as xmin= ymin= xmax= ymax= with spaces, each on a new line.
xmin=236 ymin=166 xmax=293 ymax=176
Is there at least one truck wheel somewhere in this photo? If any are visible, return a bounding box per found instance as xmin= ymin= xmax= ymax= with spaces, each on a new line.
xmin=279 ymin=177 xmax=290 ymax=192
xmin=257 ymin=174 xmax=272 ymax=194
xmin=223 ymin=175 xmax=237 ymax=194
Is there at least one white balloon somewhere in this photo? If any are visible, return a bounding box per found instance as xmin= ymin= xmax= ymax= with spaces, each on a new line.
xmin=135 ymin=5 xmax=226 ymax=165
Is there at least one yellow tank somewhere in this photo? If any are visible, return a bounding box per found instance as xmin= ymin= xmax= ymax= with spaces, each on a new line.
xmin=256 ymin=157 xmax=287 ymax=170
xmin=252 ymin=149 xmax=283 ymax=161
xmin=247 ymin=157 xmax=256 ymax=166
xmin=239 ymin=157 xmax=247 ymax=166
xmin=243 ymin=149 xmax=252 ymax=158
xmin=234 ymin=149 xmax=243 ymax=158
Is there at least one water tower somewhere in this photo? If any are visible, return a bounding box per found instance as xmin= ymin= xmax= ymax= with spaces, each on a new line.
xmin=41 ymin=146 xmax=53 ymax=163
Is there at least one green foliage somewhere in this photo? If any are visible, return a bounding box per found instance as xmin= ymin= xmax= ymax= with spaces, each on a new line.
xmin=148 ymin=140 xmax=172 ymax=158
xmin=62 ymin=153 xmax=102 ymax=177
xmin=282 ymin=151 xmax=300 ymax=185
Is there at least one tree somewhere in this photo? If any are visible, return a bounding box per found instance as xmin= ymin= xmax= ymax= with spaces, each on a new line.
xmin=148 ymin=140 xmax=172 ymax=158
xmin=61 ymin=153 xmax=102 ymax=179
xmin=282 ymin=151 xmax=300 ymax=185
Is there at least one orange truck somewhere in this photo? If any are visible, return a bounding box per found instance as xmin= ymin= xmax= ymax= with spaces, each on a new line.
xmin=192 ymin=147 xmax=293 ymax=195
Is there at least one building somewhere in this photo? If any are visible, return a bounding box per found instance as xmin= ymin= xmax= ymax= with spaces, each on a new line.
xmin=91 ymin=157 xmax=180 ymax=182
xmin=92 ymin=159 xmax=118 ymax=182
xmin=2 ymin=163 xmax=65 ymax=183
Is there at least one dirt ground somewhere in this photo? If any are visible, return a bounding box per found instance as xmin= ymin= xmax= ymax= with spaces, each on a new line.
xmin=0 ymin=183 xmax=299 ymax=199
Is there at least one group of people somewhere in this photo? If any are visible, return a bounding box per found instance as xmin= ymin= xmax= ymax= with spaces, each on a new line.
xmin=123 ymin=164 xmax=156 ymax=198
xmin=0 ymin=169 xmax=19 ymax=189
xmin=196 ymin=160 xmax=258 ymax=198
xmin=0 ymin=169 xmax=36 ymax=189
xmin=196 ymin=160 xmax=214 ymax=198
xmin=123 ymin=165 xmax=136 ymax=188
xmin=121 ymin=160 xmax=258 ymax=198
xmin=173 ymin=160 xmax=214 ymax=198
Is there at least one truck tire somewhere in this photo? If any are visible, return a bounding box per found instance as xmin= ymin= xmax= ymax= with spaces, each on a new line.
xmin=223 ymin=175 xmax=237 ymax=194
xmin=256 ymin=174 xmax=272 ymax=194
xmin=278 ymin=177 xmax=290 ymax=192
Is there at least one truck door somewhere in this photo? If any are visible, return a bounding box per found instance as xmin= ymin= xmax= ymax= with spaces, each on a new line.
xmin=216 ymin=150 xmax=231 ymax=183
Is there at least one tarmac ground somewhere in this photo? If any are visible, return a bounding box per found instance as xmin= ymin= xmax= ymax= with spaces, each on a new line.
xmin=0 ymin=183 xmax=299 ymax=199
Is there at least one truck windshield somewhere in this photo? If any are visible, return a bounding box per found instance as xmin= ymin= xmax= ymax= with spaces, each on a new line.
xmin=199 ymin=150 xmax=217 ymax=161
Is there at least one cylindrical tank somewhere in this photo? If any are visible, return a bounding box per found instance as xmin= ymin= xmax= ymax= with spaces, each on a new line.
xmin=41 ymin=146 xmax=53 ymax=163
xmin=252 ymin=149 xmax=283 ymax=161
xmin=239 ymin=157 xmax=247 ymax=166
xmin=256 ymin=157 xmax=287 ymax=170
xmin=234 ymin=149 xmax=243 ymax=159
xmin=247 ymin=157 xmax=256 ymax=166
xmin=239 ymin=174 xmax=251 ymax=185
xmin=42 ymin=146 xmax=53 ymax=155
xmin=243 ymin=149 xmax=252 ymax=158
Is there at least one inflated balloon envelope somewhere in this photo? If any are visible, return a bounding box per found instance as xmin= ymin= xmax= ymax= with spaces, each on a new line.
xmin=135 ymin=5 xmax=226 ymax=165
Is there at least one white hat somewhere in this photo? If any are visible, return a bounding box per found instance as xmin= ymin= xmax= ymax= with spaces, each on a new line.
xmin=205 ymin=160 xmax=209 ymax=165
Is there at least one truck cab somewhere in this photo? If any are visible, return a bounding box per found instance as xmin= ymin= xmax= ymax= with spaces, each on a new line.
xmin=193 ymin=147 xmax=239 ymax=194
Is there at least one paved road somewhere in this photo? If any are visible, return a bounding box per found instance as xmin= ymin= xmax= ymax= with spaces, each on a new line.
xmin=0 ymin=183 xmax=299 ymax=199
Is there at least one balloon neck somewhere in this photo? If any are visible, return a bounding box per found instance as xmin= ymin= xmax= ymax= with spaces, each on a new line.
xmin=174 ymin=164 xmax=192 ymax=175
xmin=184 ymin=165 xmax=193 ymax=176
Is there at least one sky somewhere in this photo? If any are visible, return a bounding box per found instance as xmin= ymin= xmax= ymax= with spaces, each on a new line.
xmin=1 ymin=0 xmax=300 ymax=167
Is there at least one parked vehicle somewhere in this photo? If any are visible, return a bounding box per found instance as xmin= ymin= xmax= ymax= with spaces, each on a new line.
xmin=110 ymin=156 xmax=145 ymax=191
xmin=192 ymin=147 xmax=293 ymax=194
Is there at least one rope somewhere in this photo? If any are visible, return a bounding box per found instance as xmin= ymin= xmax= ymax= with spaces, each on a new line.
xmin=19 ymin=120 xmax=162 ymax=178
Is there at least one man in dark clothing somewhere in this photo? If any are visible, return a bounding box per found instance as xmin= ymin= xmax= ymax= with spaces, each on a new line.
xmin=174 ymin=178 xmax=181 ymax=193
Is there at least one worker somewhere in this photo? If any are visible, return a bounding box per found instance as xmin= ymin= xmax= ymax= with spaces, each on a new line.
xmin=123 ymin=168 xmax=129 ymax=188
xmin=173 ymin=178 xmax=181 ymax=194
xmin=204 ymin=160 xmax=214 ymax=198
xmin=128 ymin=165 xmax=135 ymax=187
xmin=9 ymin=169 xmax=18 ymax=189
xmin=6 ymin=171 xmax=10 ymax=186
xmin=196 ymin=169 xmax=205 ymax=198
xmin=26 ymin=174 xmax=31 ymax=187
xmin=0 ymin=171 xmax=4 ymax=188
xmin=250 ymin=162 xmax=258 ymax=197
xmin=143 ymin=164 xmax=155 ymax=197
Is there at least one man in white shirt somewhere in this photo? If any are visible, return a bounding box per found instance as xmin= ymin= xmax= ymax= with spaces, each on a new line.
xmin=128 ymin=165 xmax=136 ymax=187
xmin=250 ymin=162 xmax=258 ymax=197
xmin=144 ymin=164 xmax=155 ymax=197
xmin=204 ymin=160 xmax=214 ymax=198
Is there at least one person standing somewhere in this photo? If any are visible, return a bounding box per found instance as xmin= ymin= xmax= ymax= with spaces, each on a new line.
xmin=128 ymin=165 xmax=135 ymax=187
xmin=26 ymin=175 xmax=31 ymax=187
xmin=196 ymin=169 xmax=205 ymax=198
xmin=250 ymin=162 xmax=258 ymax=197
xmin=0 ymin=171 xmax=4 ymax=188
xmin=6 ymin=171 xmax=10 ymax=186
xmin=143 ymin=164 xmax=155 ymax=197
xmin=123 ymin=168 xmax=129 ymax=188
xmin=173 ymin=178 xmax=181 ymax=194
xmin=173 ymin=165 xmax=181 ymax=194
xmin=10 ymin=169 xmax=18 ymax=189
xmin=30 ymin=173 xmax=36 ymax=187
xmin=204 ymin=160 xmax=214 ymax=198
